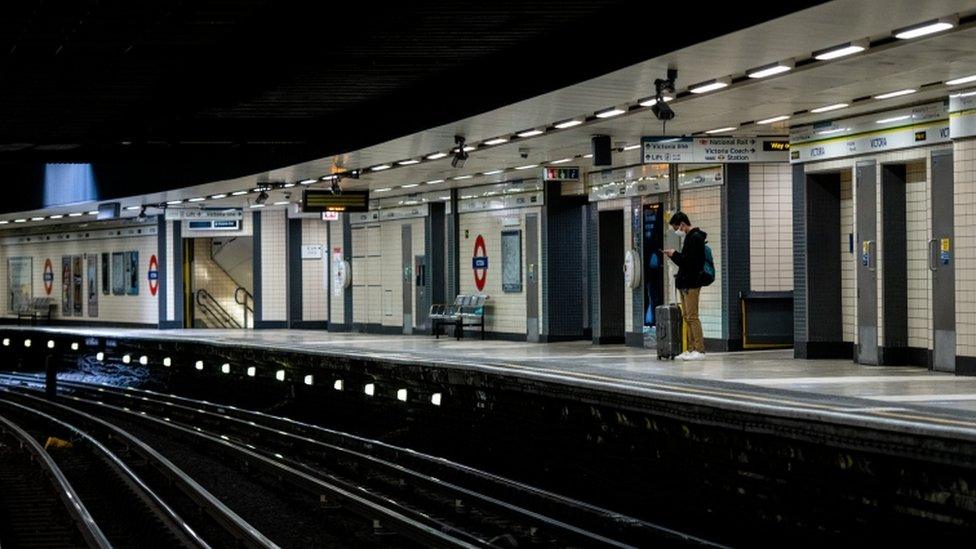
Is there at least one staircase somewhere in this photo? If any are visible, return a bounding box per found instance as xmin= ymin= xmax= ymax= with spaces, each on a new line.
xmin=192 ymin=238 xmax=253 ymax=328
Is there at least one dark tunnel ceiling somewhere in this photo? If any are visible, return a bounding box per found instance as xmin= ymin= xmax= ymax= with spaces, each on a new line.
xmin=0 ymin=0 xmax=828 ymax=204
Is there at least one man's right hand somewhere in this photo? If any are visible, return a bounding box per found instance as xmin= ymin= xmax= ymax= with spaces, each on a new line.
xmin=664 ymin=249 xmax=675 ymax=257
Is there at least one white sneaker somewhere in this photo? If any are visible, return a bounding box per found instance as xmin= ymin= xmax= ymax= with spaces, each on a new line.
xmin=685 ymin=351 xmax=705 ymax=361
xmin=675 ymin=351 xmax=693 ymax=360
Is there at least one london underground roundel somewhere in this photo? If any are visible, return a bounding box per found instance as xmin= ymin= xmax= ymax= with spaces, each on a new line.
xmin=472 ymin=235 xmax=488 ymax=291
xmin=43 ymin=259 xmax=54 ymax=295
xmin=148 ymin=255 xmax=159 ymax=296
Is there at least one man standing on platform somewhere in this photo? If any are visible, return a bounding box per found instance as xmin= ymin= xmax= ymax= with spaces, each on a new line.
xmin=664 ymin=211 xmax=710 ymax=360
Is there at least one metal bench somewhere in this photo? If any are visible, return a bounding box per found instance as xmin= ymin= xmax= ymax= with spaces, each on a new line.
xmin=430 ymin=294 xmax=488 ymax=340
xmin=17 ymin=297 xmax=56 ymax=326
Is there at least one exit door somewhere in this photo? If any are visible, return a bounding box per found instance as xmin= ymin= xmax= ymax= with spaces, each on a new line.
xmin=415 ymin=254 xmax=428 ymax=332
xmin=526 ymin=215 xmax=539 ymax=342
xmin=931 ymin=150 xmax=956 ymax=372
xmin=855 ymin=161 xmax=878 ymax=365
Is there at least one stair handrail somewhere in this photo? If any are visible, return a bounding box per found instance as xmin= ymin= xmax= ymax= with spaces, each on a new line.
xmin=195 ymin=289 xmax=242 ymax=329
xmin=234 ymin=287 xmax=254 ymax=328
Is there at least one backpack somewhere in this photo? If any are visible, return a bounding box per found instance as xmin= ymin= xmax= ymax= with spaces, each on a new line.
xmin=700 ymin=244 xmax=716 ymax=286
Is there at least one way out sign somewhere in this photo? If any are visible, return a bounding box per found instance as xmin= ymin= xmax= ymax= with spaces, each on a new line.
xmin=472 ymin=235 xmax=488 ymax=291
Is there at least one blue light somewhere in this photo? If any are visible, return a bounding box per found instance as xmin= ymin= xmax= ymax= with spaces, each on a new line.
xmin=43 ymin=163 xmax=97 ymax=207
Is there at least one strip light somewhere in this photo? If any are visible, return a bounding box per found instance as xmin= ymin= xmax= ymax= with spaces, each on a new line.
xmin=810 ymin=103 xmax=849 ymax=113
xmin=876 ymin=115 xmax=912 ymax=124
xmin=894 ymin=16 xmax=956 ymax=39
xmin=874 ymin=89 xmax=916 ymax=100
xmin=595 ymin=107 xmax=626 ymax=118
xmin=638 ymin=95 xmax=673 ymax=107
xmin=426 ymin=152 xmax=448 ymax=160
xmin=814 ymin=40 xmax=867 ymax=60
xmin=397 ymin=159 xmax=420 ymax=165
xmin=747 ymin=62 xmax=793 ymax=79
xmin=947 ymin=74 xmax=976 ymax=86
xmin=690 ymin=79 xmax=730 ymax=94
xmin=551 ymin=158 xmax=573 ymax=164
xmin=705 ymin=126 xmax=736 ymax=134
xmin=758 ymin=115 xmax=790 ymax=124
xmin=516 ymin=129 xmax=544 ymax=138
xmin=370 ymin=164 xmax=391 ymax=171
xmin=483 ymin=137 xmax=508 ymax=145
xmin=554 ymin=118 xmax=583 ymax=129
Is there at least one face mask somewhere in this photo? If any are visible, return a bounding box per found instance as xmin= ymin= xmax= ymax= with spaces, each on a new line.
xmin=674 ymin=229 xmax=686 ymax=237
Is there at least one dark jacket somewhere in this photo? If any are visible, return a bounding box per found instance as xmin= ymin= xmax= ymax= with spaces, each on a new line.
xmin=669 ymin=228 xmax=707 ymax=290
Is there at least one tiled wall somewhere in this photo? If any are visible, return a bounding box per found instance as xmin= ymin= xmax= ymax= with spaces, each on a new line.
xmin=191 ymin=238 xmax=249 ymax=327
xmin=259 ymin=210 xmax=287 ymax=322
xmin=679 ymin=187 xmax=723 ymax=338
xmin=458 ymin=207 xmax=542 ymax=335
xmin=955 ymin=138 xmax=976 ymax=358
xmin=375 ymin=218 xmax=426 ymax=328
xmin=0 ymin=231 xmax=159 ymax=325
xmin=328 ymin=221 xmax=344 ymax=323
xmin=301 ymin=218 xmax=329 ymax=322
xmin=839 ymin=170 xmax=856 ymax=343
xmin=165 ymin=223 xmax=176 ymax=322
xmin=749 ymin=163 xmax=794 ymax=291
xmin=351 ymin=223 xmax=382 ymax=325
xmin=905 ymin=162 xmax=932 ymax=349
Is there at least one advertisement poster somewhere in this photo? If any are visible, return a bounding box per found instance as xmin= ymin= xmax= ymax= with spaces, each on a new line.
xmin=101 ymin=252 xmax=110 ymax=295
xmin=72 ymin=255 xmax=83 ymax=316
xmin=111 ymin=252 xmax=125 ymax=295
xmin=87 ymin=254 xmax=98 ymax=317
xmin=127 ymin=251 xmax=139 ymax=295
xmin=61 ymin=256 xmax=72 ymax=313
xmin=7 ymin=257 xmax=32 ymax=313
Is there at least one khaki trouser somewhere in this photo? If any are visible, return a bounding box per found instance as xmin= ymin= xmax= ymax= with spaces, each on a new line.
xmin=680 ymin=288 xmax=705 ymax=353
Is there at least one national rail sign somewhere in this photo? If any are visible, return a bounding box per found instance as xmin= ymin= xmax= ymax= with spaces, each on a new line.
xmin=148 ymin=255 xmax=159 ymax=296
xmin=472 ymin=234 xmax=488 ymax=291
xmin=641 ymin=136 xmax=789 ymax=163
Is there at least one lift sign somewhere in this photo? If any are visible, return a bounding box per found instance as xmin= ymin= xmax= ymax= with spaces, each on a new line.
xmin=472 ymin=235 xmax=488 ymax=291
xmin=148 ymin=255 xmax=159 ymax=296
xmin=43 ymin=258 xmax=54 ymax=295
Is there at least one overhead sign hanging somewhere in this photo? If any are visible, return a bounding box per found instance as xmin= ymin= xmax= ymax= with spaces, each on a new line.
xmin=949 ymin=90 xmax=976 ymax=139
xmin=543 ymin=166 xmax=581 ymax=182
xmin=789 ymin=101 xmax=949 ymax=163
xmin=641 ymin=136 xmax=789 ymax=164
xmin=303 ymin=190 xmax=370 ymax=213
xmin=165 ymin=208 xmax=243 ymax=221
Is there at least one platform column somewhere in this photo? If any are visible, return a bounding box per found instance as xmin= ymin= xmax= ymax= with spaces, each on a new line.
xmin=720 ymin=164 xmax=751 ymax=351
xmin=540 ymin=181 xmax=588 ymax=342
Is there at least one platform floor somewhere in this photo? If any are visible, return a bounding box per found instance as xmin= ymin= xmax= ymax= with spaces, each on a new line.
xmin=11 ymin=326 xmax=976 ymax=438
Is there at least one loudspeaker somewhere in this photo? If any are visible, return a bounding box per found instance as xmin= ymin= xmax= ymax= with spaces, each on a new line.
xmin=591 ymin=135 xmax=612 ymax=167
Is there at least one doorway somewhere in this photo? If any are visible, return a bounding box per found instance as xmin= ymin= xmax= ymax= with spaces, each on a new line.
xmin=596 ymin=209 xmax=625 ymax=343
xmin=182 ymin=237 xmax=254 ymax=328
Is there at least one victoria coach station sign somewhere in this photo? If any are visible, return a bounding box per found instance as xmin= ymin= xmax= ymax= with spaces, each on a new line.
xmin=641 ymin=136 xmax=789 ymax=164
xmin=789 ymin=101 xmax=950 ymax=163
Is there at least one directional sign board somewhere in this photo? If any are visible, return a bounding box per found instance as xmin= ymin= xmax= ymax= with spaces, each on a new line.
xmin=642 ymin=136 xmax=789 ymax=164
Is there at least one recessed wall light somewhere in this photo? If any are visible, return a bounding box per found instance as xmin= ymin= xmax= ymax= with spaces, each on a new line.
xmin=874 ymin=89 xmax=916 ymax=100
xmin=554 ymin=118 xmax=584 ymax=129
xmin=894 ymin=16 xmax=956 ymax=39
xmin=876 ymin=115 xmax=912 ymax=124
xmin=813 ymin=40 xmax=867 ymax=60
xmin=705 ymin=126 xmax=737 ymax=134
xmin=689 ymin=78 xmax=730 ymax=94
xmin=810 ymin=103 xmax=849 ymax=113
xmin=946 ymin=74 xmax=976 ymax=86
xmin=817 ymin=127 xmax=850 ymax=135
xmin=595 ymin=106 xmax=626 ymax=118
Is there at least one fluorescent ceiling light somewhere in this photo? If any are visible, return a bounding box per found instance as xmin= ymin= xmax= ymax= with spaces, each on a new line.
xmin=554 ymin=118 xmax=584 ymax=129
xmin=166 ymin=199 xmax=184 ymax=205
xmin=299 ymin=178 xmax=317 ymax=185
xmin=14 ymin=219 xmax=26 ymax=223
xmin=876 ymin=115 xmax=912 ymax=124
xmin=374 ymin=187 xmax=392 ymax=192
xmin=894 ymin=17 xmax=956 ymax=39
xmin=758 ymin=115 xmax=790 ymax=124
xmin=595 ymin=106 xmax=626 ymax=118
xmin=810 ymin=103 xmax=849 ymax=113
xmin=282 ymin=183 xmax=295 ymax=188
xmin=188 ymin=197 xmax=205 ymax=202
xmin=583 ymin=153 xmax=593 ymax=158
xmin=30 ymin=216 xmax=44 ymax=221
xmin=249 ymin=203 xmax=265 ymax=208
xmin=49 ymin=214 xmax=64 ymax=219
xmin=0 ymin=221 xmax=7 ymax=225
xmin=817 ymin=127 xmax=850 ymax=135
xmin=397 ymin=159 xmax=420 ymax=165
xmin=483 ymin=137 xmax=508 ymax=145
xmin=705 ymin=126 xmax=736 ymax=134
xmin=319 ymin=174 xmax=337 ymax=181
xmin=425 ymin=179 xmax=444 ymax=185
xmin=638 ymin=95 xmax=673 ymax=107
xmin=87 ymin=211 xmax=98 ymax=215
xmin=125 ymin=205 xmax=141 ymax=211
xmin=453 ymin=175 xmax=473 ymax=180
xmin=483 ymin=169 xmax=504 ymax=175
xmin=426 ymin=152 xmax=448 ymax=160
xmin=747 ymin=62 xmax=793 ymax=79
xmin=515 ymin=164 xmax=538 ymax=170
xmin=946 ymin=74 xmax=976 ymax=86
xmin=272 ymin=201 xmax=289 ymax=206
xmin=210 ymin=193 xmax=227 ymax=199
xmin=370 ymin=164 xmax=391 ymax=171
xmin=623 ymin=144 xmax=641 ymax=151
xmin=689 ymin=79 xmax=730 ymax=94
xmin=874 ymin=89 xmax=916 ymax=99
xmin=814 ymin=41 xmax=866 ymax=60
xmin=516 ymin=129 xmax=544 ymax=138
xmin=402 ymin=183 xmax=419 ymax=188
xmin=551 ymin=158 xmax=573 ymax=164
xmin=950 ymin=90 xmax=976 ymax=98
xmin=68 ymin=212 xmax=83 ymax=217
xmin=231 ymin=190 xmax=248 ymax=196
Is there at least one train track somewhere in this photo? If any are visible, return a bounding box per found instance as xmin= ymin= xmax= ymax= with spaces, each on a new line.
xmin=0 ymin=372 xmax=724 ymax=548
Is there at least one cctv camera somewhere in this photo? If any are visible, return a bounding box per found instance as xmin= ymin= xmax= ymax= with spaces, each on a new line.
xmin=518 ymin=147 xmax=530 ymax=159
xmin=652 ymin=101 xmax=675 ymax=121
